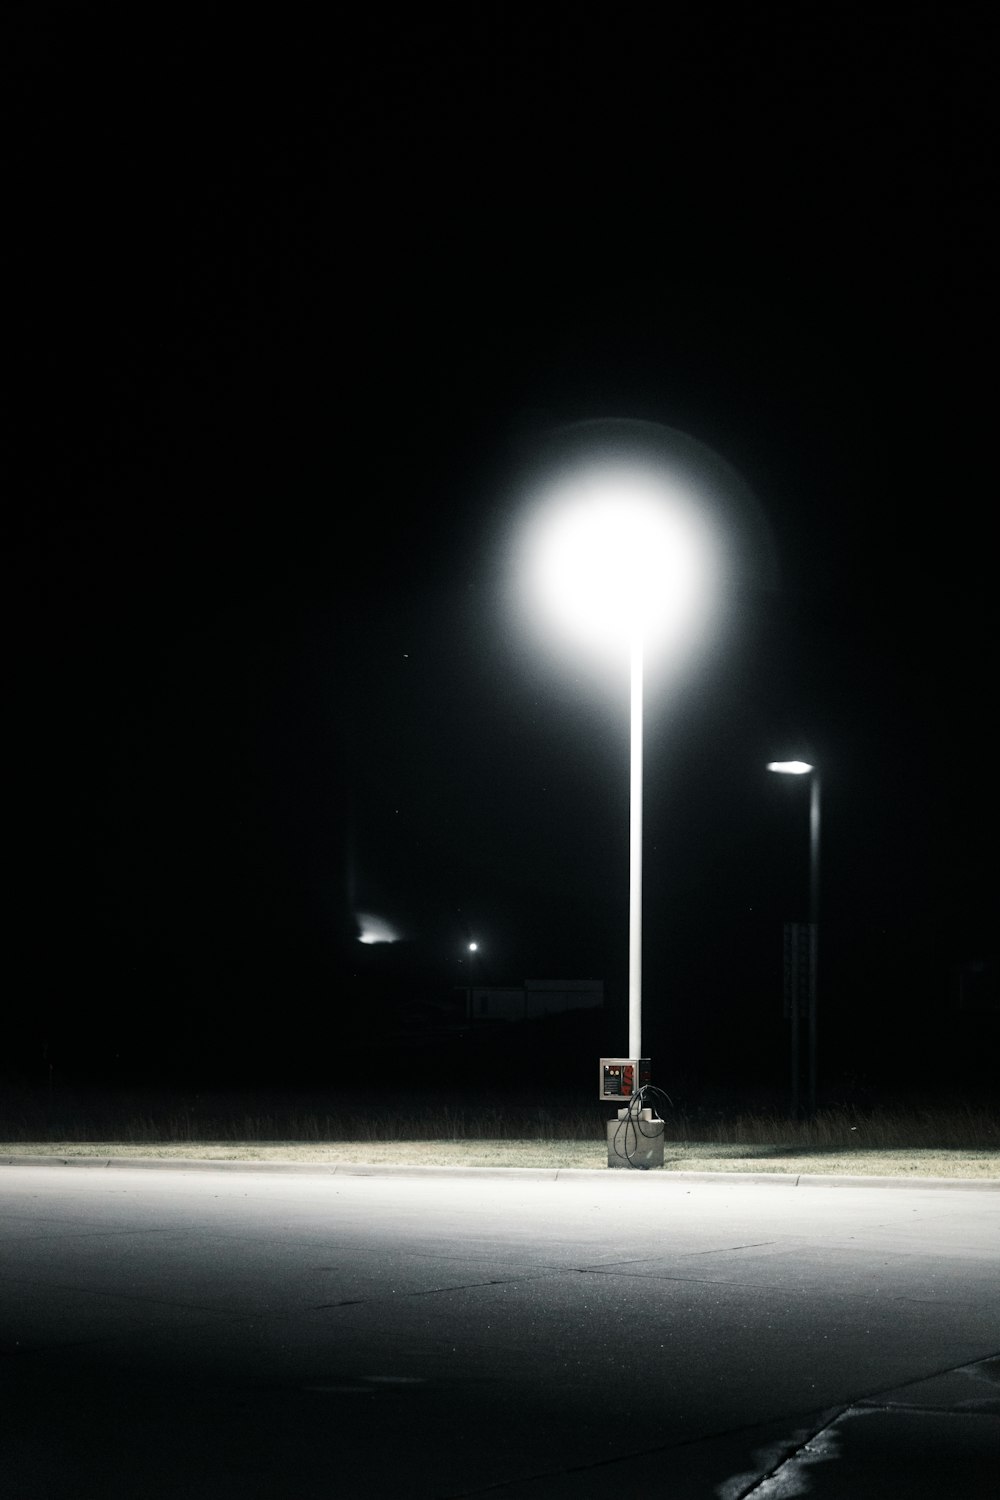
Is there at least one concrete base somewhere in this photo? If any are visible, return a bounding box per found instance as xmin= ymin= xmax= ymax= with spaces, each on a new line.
xmin=607 ymin=1112 xmax=664 ymax=1169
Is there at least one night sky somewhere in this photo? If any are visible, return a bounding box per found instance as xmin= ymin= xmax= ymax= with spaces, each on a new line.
xmin=6 ymin=7 xmax=996 ymax=1098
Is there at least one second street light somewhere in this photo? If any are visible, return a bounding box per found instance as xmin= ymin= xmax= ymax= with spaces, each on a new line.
xmin=767 ymin=759 xmax=821 ymax=1116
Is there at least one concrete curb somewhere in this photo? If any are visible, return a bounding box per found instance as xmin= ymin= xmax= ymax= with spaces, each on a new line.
xmin=2 ymin=1154 xmax=999 ymax=1189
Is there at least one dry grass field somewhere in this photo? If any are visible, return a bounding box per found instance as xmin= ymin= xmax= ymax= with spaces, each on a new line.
xmin=3 ymin=1090 xmax=998 ymax=1177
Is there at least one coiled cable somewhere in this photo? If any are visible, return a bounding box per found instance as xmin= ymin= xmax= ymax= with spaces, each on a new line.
xmin=611 ymin=1083 xmax=675 ymax=1169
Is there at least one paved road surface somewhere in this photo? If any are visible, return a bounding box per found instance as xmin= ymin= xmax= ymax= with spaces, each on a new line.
xmin=1 ymin=1162 xmax=998 ymax=1497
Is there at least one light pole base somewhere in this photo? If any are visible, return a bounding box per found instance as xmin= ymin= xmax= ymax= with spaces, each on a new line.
xmin=606 ymin=1110 xmax=664 ymax=1169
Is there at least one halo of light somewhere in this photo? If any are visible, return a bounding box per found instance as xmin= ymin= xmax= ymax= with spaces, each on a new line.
xmin=502 ymin=417 xmax=774 ymax=680
xmin=523 ymin=457 xmax=717 ymax=662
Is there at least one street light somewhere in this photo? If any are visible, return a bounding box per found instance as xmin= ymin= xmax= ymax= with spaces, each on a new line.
xmin=514 ymin=425 xmax=739 ymax=1075
xmin=528 ymin=471 xmax=716 ymax=1060
xmin=459 ymin=938 xmax=482 ymax=1027
xmin=767 ymin=759 xmax=821 ymax=1115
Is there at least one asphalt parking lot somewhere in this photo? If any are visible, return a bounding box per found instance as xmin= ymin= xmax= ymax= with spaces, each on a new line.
xmin=1 ymin=1161 xmax=998 ymax=1497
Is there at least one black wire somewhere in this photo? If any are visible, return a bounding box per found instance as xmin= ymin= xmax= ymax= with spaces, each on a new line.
xmin=612 ymin=1084 xmax=675 ymax=1169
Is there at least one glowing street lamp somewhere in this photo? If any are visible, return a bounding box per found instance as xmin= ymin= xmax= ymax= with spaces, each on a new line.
xmin=767 ymin=759 xmax=821 ymax=1114
xmin=461 ymin=939 xmax=482 ymax=1026
xmin=520 ymin=434 xmax=724 ymax=1067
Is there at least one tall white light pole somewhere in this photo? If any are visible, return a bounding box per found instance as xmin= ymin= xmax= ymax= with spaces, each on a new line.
xmin=522 ymin=454 xmax=719 ymax=1069
xmin=767 ymin=760 xmax=821 ymax=1114
xmin=629 ymin=629 xmax=643 ymax=1059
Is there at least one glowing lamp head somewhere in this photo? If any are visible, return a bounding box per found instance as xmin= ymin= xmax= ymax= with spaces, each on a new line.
xmin=521 ymin=456 xmax=719 ymax=668
xmin=767 ymin=760 xmax=814 ymax=775
xmin=468 ymin=941 xmax=479 ymax=952
xmin=501 ymin=417 xmax=775 ymax=689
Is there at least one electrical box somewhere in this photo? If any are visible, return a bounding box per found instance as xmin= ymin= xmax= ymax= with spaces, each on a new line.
xmin=599 ymin=1057 xmax=651 ymax=1101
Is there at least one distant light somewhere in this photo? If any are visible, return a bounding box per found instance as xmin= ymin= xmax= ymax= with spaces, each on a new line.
xmin=357 ymin=913 xmax=400 ymax=945
xmin=468 ymin=942 xmax=479 ymax=952
xmin=767 ymin=760 xmax=814 ymax=775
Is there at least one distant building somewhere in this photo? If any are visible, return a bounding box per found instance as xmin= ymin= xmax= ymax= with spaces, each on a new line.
xmin=466 ymin=980 xmax=604 ymax=1023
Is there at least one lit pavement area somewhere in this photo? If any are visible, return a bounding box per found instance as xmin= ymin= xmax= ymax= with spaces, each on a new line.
xmin=1 ymin=1163 xmax=998 ymax=1498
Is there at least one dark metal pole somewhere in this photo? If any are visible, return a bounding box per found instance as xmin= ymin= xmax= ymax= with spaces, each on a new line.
xmin=790 ymin=951 xmax=800 ymax=1118
xmin=808 ymin=772 xmax=821 ymax=1116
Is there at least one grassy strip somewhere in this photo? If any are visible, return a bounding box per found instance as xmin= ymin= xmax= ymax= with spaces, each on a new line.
xmin=3 ymin=1098 xmax=1000 ymax=1149
xmin=4 ymin=1139 xmax=999 ymax=1176
xmin=2 ymin=1096 xmax=999 ymax=1178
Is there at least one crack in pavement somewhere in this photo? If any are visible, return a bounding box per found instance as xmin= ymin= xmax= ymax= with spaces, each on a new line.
xmin=730 ymin=1407 xmax=847 ymax=1498
xmin=437 ymin=1349 xmax=1000 ymax=1498
xmin=311 ymin=1271 xmax=575 ymax=1309
xmin=729 ymin=1348 xmax=1000 ymax=1497
xmin=308 ymin=1259 xmax=680 ymax=1311
xmin=580 ymin=1266 xmax=803 ymax=1292
xmin=857 ymin=1401 xmax=1000 ymax=1417
xmin=679 ymin=1241 xmax=778 ymax=1257
xmin=437 ymin=1407 xmax=846 ymax=1498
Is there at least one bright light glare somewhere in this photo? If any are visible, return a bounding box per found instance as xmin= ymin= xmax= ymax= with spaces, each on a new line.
xmin=523 ymin=460 xmax=718 ymax=663
xmin=767 ymin=760 xmax=814 ymax=775
xmin=468 ymin=941 xmax=479 ymax=952
xmin=357 ymin=913 xmax=400 ymax=944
